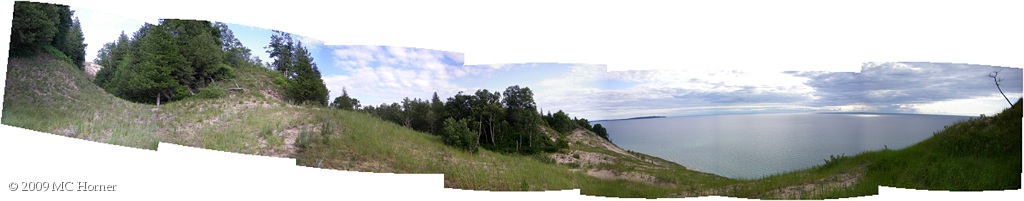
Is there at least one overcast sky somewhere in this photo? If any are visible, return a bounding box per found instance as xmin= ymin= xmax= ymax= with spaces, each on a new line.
xmin=73 ymin=6 xmax=1023 ymax=121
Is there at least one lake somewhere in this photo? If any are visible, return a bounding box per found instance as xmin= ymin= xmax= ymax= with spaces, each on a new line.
xmin=597 ymin=113 xmax=973 ymax=179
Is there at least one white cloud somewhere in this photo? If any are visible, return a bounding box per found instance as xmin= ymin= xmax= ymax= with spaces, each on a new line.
xmin=324 ymin=46 xmax=472 ymax=106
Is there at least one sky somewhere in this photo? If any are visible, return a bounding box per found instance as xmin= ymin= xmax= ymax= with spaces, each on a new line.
xmin=71 ymin=5 xmax=1024 ymax=121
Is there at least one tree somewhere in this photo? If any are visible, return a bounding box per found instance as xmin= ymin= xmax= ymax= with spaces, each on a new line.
xmin=330 ymin=87 xmax=361 ymax=110
xmin=501 ymin=85 xmax=547 ymax=153
xmin=266 ymin=30 xmax=296 ymax=78
xmin=64 ymin=16 xmax=87 ymax=70
xmin=106 ymin=24 xmax=186 ymax=105
xmin=989 ymin=70 xmax=1013 ymax=107
xmin=216 ymin=22 xmax=262 ymax=68
xmin=9 ymin=1 xmax=59 ymax=56
xmin=428 ymin=92 xmax=445 ymax=135
xmin=266 ymin=31 xmax=328 ymax=106
xmin=550 ymin=110 xmax=574 ymax=134
xmin=162 ymin=19 xmax=226 ymax=89
xmin=473 ymin=89 xmax=504 ymax=147
xmin=592 ymin=124 xmax=610 ymax=141
xmin=95 ymin=32 xmax=132 ymax=87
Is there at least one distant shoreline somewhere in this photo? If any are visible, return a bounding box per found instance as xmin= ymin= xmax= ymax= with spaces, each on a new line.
xmin=595 ymin=112 xmax=975 ymax=122
xmin=593 ymin=116 xmax=667 ymax=122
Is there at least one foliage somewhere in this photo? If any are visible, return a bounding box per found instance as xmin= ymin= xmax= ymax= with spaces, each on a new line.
xmin=9 ymin=1 xmax=86 ymax=69
xmin=441 ymin=118 xmax=478 ymax=153
xmin=592 ymin=124 xmax=609 ymax=141
xmin=265 ymin=31 xmax=329 ymax=106
xmin=194 ymin=87 xmax=226 ymax=99
xmin=9 ymin=1 xmax=59 ymax=56
xmin=330 ymin=87 xmax=360 ymax=110
xmin=215 ymin=22 xmax=263 ymax=68
xmin=362 ymin=85 xmax=577 ymax=154
xmin=42 ymin=45 xmax=72 ymax=65
xmin=104 ymin=23 xmax=185 ymax=105
xmin=92 ymin=19 xmax=235 ymax=105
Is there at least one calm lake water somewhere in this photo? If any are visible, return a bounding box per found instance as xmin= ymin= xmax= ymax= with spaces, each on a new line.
xmin=598 ymin=113 xmax=973 ymax=179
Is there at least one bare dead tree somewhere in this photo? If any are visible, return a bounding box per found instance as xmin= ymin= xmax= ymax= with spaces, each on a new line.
xmin=989 ymin=70 xmax=1013 ymax=107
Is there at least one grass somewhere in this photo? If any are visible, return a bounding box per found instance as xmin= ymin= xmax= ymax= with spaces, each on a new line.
xmin=4 ymin=52 xmax=1020 ymax=199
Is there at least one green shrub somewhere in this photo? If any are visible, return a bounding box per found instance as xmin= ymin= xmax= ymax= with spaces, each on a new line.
xmin=42 ymin=45 xmax=73 ymax=66
xmin=194 ymin=87 xmax=225 ymax=99
xmin=441 ymin=117 xmax=478 ymax=153
xmin=172 ymin=86 xmax=193 ymax=100
xmin=556 ymin=135 xmax=569 ymax=149
xmin=215 ymin=63 xmax=236 ymax=80
xmin=296 ymin=126 xmax=314 ymax=152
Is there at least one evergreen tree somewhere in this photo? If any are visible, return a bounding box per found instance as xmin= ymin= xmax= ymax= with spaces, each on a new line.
xmin=94 ymin=32 xmax=131 ymax=87
xmin=162 ymin=19 xmax=226 ymax=88
xmin=266 ymin=31 xmax=327 ymax=106
xmin=64 ymin=16 xmax=87 ymax=70
xmin=290 ymin=41 xmax=329 ymax=106
xmin=106 ymin=24 xmax=185 ymax=105
xmin=9 ymin=1 xmax=60 ymax=56
xmin=429 ymin=92 xmax=445 ymax=135
xmin=330 ymin=87 xmax=361 ymax=110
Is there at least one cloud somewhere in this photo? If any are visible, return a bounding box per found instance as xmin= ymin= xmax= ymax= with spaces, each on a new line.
xmin=323 ymin=45 xmax=477 ymax=106
xmin=536 ymin=62 xmax=1022 ymax=119
xmin=531 ymin=64 xmax=609 ymax=118
xmin=575 ymin=69 xmax=818 ymax=119
xmin=789 ymin=62 xmax=1024 ymax=109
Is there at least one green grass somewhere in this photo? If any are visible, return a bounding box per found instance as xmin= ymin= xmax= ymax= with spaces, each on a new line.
xmin=5 ymin=52 xmax=1019 ymax=199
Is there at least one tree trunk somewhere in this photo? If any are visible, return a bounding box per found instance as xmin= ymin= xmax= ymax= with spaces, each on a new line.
xmin=995 ymin=76 xmax=1012 ymax=107
xmin=156 ymin=93 xmax=161 ymax=106
xmin=489 ymin=117 xmax=495 ymax=146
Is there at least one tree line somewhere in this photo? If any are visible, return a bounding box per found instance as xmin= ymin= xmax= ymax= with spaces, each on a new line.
xmin=340 ymin=85 xmax=610 ymax=154
xmin=9 ymin=1 xmax=87 ymax=70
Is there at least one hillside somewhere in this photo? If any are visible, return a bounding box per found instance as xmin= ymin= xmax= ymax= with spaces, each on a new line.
xmin=4 ymin=52 xmax=309 ymax=156
xmin=4 ymin=53 xmax=1020 ymax=199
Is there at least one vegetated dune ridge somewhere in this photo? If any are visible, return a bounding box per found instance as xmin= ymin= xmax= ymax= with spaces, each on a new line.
xmin=4 ymin=53 xmax=1020 ymax=199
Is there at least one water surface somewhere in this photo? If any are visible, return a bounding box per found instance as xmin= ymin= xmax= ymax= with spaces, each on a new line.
xmin=599 ymin=113 xmax=972 ymax=179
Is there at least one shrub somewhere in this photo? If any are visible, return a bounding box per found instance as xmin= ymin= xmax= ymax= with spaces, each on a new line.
xmin=214 ymin=63 xmax=236 ymax=80
xmin=441 ymin=118 xmax=478 ymax=153
xmin=194 ymin=87 xmax=225 ymax=99
xmin=556 ymin=135 xmax=569 ymax=149
xmin=42 ymin=45 xmax=73 ymax=66
xmin=172 ymin=86 xmax=193 ymax=101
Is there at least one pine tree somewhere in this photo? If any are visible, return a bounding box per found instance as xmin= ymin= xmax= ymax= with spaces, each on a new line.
xmin=107 ymin=23 xmax=185 ymax=105
xmin=9 ymin=1 xmax=60 ymax=56
xmin=266 ymin=31 xmax=328 ymax=106
xmin=65 ymin=16 xmax=87 ymax=70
